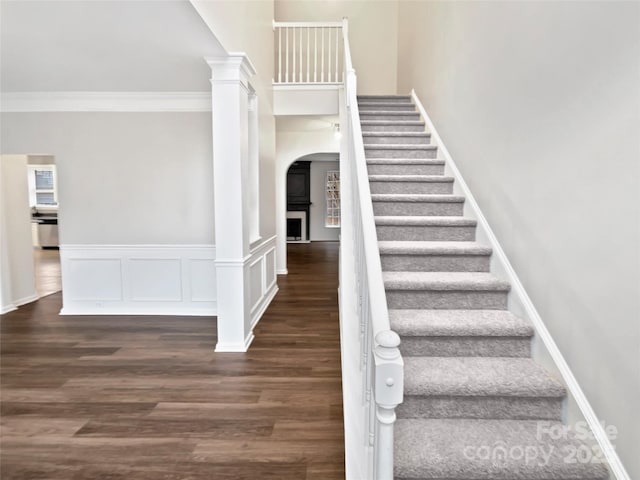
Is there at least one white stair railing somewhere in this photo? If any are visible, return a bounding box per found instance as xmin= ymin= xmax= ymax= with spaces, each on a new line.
xmin=273 ymin=21 xmax=343 ymax=84
xmin=339 ymin=18 xmax=404 ymax=480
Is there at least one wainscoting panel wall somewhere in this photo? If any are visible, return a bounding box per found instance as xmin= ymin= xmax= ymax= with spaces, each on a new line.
xmin=60 ymin=245 xmax=217 ymax=315
xmin=248 ymin=236 xmax=279 ymax=330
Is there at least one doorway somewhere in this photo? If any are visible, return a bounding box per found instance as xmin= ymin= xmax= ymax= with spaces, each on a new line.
xmin=0 ymin=154 xmax=61 ymax=314
xmin=285 ymin=153 xmax=340 ymax=245
xmin=28 ymin=156 xmax=61 ymax=297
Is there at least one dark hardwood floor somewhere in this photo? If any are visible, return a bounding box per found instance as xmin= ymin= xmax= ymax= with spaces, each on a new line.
xmin=1 ymin=242 xmax=344 ymax=480
xmin=33 ymin=248 xmax=62 ymax=298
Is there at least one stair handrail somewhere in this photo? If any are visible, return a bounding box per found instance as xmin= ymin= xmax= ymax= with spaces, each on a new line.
xmin=341 ymin=17 xmax=403 ymax=480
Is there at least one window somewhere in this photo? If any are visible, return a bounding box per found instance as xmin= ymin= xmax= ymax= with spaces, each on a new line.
xmin=325 ymin=170 xmax=340 ymax=227
xmin=28 ymin=165 xmax=58 ymax=207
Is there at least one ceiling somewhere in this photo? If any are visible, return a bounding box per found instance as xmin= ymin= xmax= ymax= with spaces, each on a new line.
xmin=0 ymin=0 xmax=226 ymax=92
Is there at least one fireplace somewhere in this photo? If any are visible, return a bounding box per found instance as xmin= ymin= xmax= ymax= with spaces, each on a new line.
xmin=286 ymin=210 xmax=308 ymax=242
xmin=287 ymin=218 xmax=302 ymax=241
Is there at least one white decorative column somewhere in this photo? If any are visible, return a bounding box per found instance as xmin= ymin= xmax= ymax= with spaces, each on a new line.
xmin=207 ymin=54 xmax=257 ymax=352
xmin=247 ymin=90 xmax=260 ymax=244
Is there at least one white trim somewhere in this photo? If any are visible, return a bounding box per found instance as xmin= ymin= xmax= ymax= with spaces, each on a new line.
xmin=248 ymin=236 xmax=279 ymax=329
xmin=206 ymin=53 xmax=256 ymax=89
xmin=1 ymin=304 xmax=17 ymax=315
xmin=277 ymin=269 xmax=288 ymax=275
xmin=250 ymin=285 xmax=279 ymax=330
xmin=0 ymin=92 xmax=212 ymax=112
xmin=273 ymin=84 xmax=341 ymax=90
xmin=59 ymin=306 xmax=217 ymax=317
xmin=249 ymin=235 xmax=277 ymax=257
xmin=411 ymin=89 xmax=630 ymax=480
xmin=59 ymin=244 xmax=217 ymax=316
xmin=62 ymin=244 xmax=215 ymax=250
xmin=215 ymin=256 xmax=251 ymax=267
xmin=215 ymin=332 xmax=255 ymax=353
xmin=273 ymin=21 xmax=343 ymax=28
xmin=14 ymin=293 xmax=39 ymax=307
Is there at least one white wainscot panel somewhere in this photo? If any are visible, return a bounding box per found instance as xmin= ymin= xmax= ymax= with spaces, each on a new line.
xmin=190 ymin=259 xmax=217 ymax=302
xmin=67 ymin=259 xmax=122 ymax=301
xmin=60 ymin=245 xmax=216 ymax=316
xmin=265 ymin=249 xmax=276 ymax=290
xmin=129 ymin=259 xmax=182 ymax=302
xmin=249 ymin=257 xmax=264 ymax=313
xmin=247 ymin=236 xmax=279 ymax=329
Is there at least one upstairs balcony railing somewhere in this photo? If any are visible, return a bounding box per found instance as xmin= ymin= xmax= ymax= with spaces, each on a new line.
xmin=273 ymin=21 xmax=344 ymax=84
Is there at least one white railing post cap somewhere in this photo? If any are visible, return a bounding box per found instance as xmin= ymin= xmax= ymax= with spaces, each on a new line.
xmin=375 ymin=330 xmax=400 ymax=349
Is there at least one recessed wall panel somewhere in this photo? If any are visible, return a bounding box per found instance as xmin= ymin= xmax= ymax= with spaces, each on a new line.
xmin=190 ymin=258 xmax=216 ymax=302
xmin=129 ymin=258 xmax=182 ymax=302
xmin=67 ymin=258 xmax=122 ymax=301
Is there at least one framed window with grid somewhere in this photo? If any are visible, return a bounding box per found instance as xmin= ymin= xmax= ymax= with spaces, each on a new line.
xmin=325 ymin=170 xmax=340 ymax=227
xmin=27 ymin=165 xmax=58 ymax=207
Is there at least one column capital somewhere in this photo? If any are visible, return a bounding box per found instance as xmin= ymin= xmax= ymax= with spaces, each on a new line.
xmin=206 ymin=53 xmax=257 ymax=87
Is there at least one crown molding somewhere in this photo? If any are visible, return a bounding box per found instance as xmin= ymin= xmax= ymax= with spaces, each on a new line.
xmin=0 ymin=91 xmax=212 ymax=112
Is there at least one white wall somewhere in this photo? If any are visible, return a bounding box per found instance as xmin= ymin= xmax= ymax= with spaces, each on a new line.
xmin=190 ymin=0 xmax=277 ymax=239
xmin=0 ymin=155 xmax=37 ymax=312
xmin=275 ymin=0 xmax=398 ymax=95
xmin=1 ymin=112 xmax=214 ymax=245
xmin=310 ymin=159 xmax=340 ymax=241
xmin=1 ymin=112 xmax=216 ymax=315
xmin=397 ymin=2 xmax=640 ymax=477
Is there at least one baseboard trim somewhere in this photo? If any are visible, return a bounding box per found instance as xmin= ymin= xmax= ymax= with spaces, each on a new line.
xmin=277 ymin=269 xmax=288 ymax=275
xmin=412 ymin=89 xmax=630 ymax=480
xmin=1 ymin=304 xmax=17 ymax=315
xmin=60 ymin=306 xmax=217 ymax=316
xmin=14 ymin=293 xmax=39 ymax=307
xmin=215 ymin=332 xmax=255 ymax=353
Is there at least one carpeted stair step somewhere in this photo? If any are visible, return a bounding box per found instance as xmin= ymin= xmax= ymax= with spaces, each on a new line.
xmin=359 ymin=101 xmax=416 ymax=111
xmin=357 ymin=95 xmax=411 ymax=103
xmin=370 ymin=175 xmax=454 ymax=194
xmin=361 ymin=120 xmax=425 ymax=132
xmin=362 ymin=132 xmax=431 ymax=145
xmin=390 ymin=309 xmax=533 ymax=357
xmin=376 ymin=216 xmax=476 ymax=241
xmin=395 ymin=418 xmax=609 ymax=480
xmin=379 ymin=241 xmax=491 ymax=272
xmin=399 ymin=357 xmax=564 ymax=420
xmin=383 ymin=271 xmax=510 ymax=309
xmin=367 ymin=159 xmax=445 ymax=176
xmin=372 ymin=194 xmax=465 ymax=216
xmin=365 ymin=144 xmax=438 ymax=159
xmin=360 ymin=111 xmax=422 ymax=121
xmin=363 ymin=94 xmax=610 ymax=479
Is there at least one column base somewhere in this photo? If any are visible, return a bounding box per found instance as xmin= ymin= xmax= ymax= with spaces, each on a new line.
xmin=214 ymin=331 xmax=255 ymax=353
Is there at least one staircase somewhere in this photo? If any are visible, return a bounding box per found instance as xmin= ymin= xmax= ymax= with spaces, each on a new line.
xmin=358 ymin=95 xmax=609 ymax=480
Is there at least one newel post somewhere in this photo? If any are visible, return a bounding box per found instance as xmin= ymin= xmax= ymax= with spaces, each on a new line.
xmin=374 ymin=330 xmax=404 ymax=479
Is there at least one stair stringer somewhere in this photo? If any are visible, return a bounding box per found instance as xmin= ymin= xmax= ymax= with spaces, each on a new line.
xmin=410 ymin=88 xmax=629 ymax=480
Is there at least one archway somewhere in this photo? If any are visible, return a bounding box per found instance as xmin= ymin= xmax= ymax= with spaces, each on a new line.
xmin=275 ymin=117 xmax=340 ymax=275
xmin=277 ymin=151 xmax=340 ymax=275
